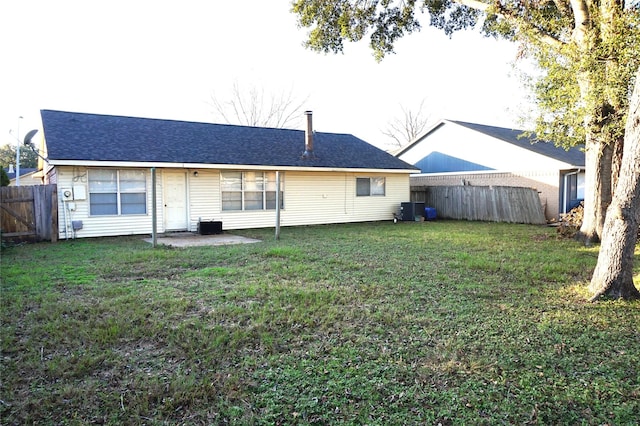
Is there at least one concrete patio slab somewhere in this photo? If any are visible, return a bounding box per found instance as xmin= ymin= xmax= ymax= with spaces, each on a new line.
xmin=143 ymin=232 xmax=261 ymax=248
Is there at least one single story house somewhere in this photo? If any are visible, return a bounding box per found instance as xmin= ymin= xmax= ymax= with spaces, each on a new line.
xmin=395 ymin=119 xmax=585 ymax=220
xmin=4 ymin=166 xmax=40 ymax=186
xmin=39 ymin=110 xmax=418 ymax=239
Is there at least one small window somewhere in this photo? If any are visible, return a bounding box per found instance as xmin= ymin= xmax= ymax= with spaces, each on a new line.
xmin=356 ymin=177 xmax=385 ymax=196
xmin=371 ymin=177 xmax=386 ymax=196
xmin=356 ymin=178 xmax=370 ymax=196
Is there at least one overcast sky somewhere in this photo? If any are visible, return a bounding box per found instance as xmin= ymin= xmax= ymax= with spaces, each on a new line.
xmin=1 ymin=0 xmax=533 ymax=152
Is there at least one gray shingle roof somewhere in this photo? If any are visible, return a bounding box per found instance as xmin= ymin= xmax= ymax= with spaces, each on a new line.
xmin=3 ymin=168 xmax=38 ymax=180
xmin=451 ymin=120 xmax=585 ymax=167
xmin=41 ymin=110 xmax=417 ymax=171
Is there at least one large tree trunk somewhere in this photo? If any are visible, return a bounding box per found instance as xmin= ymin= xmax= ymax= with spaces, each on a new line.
xmin=571 ymin=0 xmax=600 ymax=244
xmin=573 ymin=0 xmax=624 ymax=245
xmin=578 ymin=138 xmax=613 ymax=244
xmin=589 ymin=67 xmax=640 ymax=301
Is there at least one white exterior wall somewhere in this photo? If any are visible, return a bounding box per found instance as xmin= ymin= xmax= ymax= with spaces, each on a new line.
xmin=9 ymin=172 xmax=41 ymax=186
xmin=197 ymin=170 xmax=410 ymax=230
xmin=399 ymin=123 xmax=575 ymax=172
xmin=187 ymin=170 xmax=219 ymax=231
xmin=274 ymin=171 xmax=408 ymax=228
xmin=54 ymin=166 xmax=411 ymax=238
xmin=55 ymin=166 xmax=162 ymax=239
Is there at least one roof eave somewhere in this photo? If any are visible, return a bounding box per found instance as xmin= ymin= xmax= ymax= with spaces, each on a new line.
xmin=48 ymin=159 xmax=417 ymax=174
xmin=394 ymin=120 xmax=449 ymax=157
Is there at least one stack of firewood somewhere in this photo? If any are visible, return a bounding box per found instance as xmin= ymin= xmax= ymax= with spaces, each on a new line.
xmin=557 ymin=202 xmax=640 ymax=239
xmin=557 ymin=202 xmax=584 ymax=238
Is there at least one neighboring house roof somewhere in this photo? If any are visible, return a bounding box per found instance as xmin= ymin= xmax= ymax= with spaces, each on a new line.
xmin=41 ymin=110 xmax=418 ymax=172
xmin=396 ymin=119 xmax=585 ymax=169
xmin=4 ymin=168 xmax=38 ymax=180
xmin=9 ymin=170 xmax=41 ymax=185
xmin=451 ymin=120 xmax=585 ymax=167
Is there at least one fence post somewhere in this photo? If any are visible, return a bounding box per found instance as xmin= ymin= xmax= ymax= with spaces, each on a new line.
xmin=49 ymin=185 xmax=58 ymax=242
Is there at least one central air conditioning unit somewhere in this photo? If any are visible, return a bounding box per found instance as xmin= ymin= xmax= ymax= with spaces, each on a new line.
xmin=198 ymin=220 xmax=223 ymax=235
xmin=400 ymin=202 xmax=425 ymax=221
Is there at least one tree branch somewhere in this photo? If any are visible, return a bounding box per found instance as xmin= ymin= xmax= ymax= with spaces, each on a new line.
xmin=569 ymin=0 xmax=590 ymax=46
xmin=452 ymin=0 xmax=566 ymax=50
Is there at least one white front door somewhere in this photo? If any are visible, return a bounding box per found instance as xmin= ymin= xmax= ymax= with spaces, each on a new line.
xmin=163 ymin=172 xmax=188 ymax=231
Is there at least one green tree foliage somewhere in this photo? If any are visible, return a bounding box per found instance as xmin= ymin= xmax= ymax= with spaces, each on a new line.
xmin=293 ymin=0 xmax=639 ymax=145
xmin=1 ymin=168 xmax=9 ymax=186
xmin=0 ymin=143 xmax=38 ymax=169
xmin=522 ymin=5 xmax=640 ymax=149
xmin=292 ymin=0 xmax=640 ymax=243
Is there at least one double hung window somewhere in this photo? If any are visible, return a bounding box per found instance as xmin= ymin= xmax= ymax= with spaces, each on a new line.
xmin=221 ymin=171 xmax=283 ymax=211
xmin=88 ymin=169 xmax=147 ymax=215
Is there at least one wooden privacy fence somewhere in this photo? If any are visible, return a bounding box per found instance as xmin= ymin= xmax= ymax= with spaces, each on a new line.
xmin=411 ymin=185 xmax=547 ymax=225
xmin=1 ymin=184 xmax=58 ymax=243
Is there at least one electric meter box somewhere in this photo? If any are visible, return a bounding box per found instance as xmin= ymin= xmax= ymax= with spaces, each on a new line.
xmin=72 ymin=185 xmax=87 ymax=200
xmin=61 ymin=188 xmax=73 ymax=201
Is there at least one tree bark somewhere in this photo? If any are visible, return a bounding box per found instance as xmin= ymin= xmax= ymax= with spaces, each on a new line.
xmin=589 ymin=67 xmax=640 ymax=301
xmin=571 ymin=0 xmax=598 ymax=243
xmin=573 ymin=0 xmax=621 ymax=245
xmin=578 ymin=137 xmax=613 ymax=244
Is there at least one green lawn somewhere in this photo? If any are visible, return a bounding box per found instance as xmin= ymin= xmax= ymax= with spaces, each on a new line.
xmin=1 ymin=221 xmax=639 ymax=425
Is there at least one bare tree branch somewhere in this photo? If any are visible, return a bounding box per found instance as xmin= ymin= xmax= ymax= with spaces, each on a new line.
xmin=382 ymin=98 xmax=431 ymax=148
xmin=210 ymin=81 xmax=309 ymax=128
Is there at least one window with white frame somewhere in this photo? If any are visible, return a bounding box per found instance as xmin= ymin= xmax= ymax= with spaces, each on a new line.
xmin=88 ymin=169 xmax=147 ymax=216
xmin=221 ymin=171 xmax=284 ymax=211
xmin=356 ymin=177 xmax=385 ymax=196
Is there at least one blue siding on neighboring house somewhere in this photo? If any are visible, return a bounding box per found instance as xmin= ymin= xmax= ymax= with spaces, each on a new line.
xmin=396 ymin=120 xmax=585 ymax=170
xmin=414 ymin=151 xmax=494 ymax=173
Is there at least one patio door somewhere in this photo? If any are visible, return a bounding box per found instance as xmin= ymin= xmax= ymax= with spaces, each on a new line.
xmin=163 ymin=171 xmax=188 ymax=231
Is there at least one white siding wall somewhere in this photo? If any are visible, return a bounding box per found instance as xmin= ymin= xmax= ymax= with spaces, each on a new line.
xmin=55 ymin=166 xmax=411 ymax=238
xmin=399 ymin=123 xmax=575 ymax=171
xmin=55 ymin=166 xmax=162 ymax=239
xmin=216 ymin=171 xmax=410 ymax=230
xmin=187 ymin=170 xmax=219 ymax=231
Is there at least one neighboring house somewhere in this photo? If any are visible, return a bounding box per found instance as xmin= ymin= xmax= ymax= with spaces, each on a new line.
xmin=4 ymin=166 xmax=40 ymax=186
xmin=40 ymin=110 xmax=418 ymax=239
xmin=395 ymin=119 xmax=585 ymax=220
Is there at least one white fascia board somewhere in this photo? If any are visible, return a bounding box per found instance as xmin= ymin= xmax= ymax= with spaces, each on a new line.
xmin=49 ymin=160 xmax=416 ymax=174
xmin=190 ymin=164 xmax=416 ymax=174
xmin=49 ymin=160 xmax=185 ymax=168
xmin=395 ymin=119 xmax=450 ymax=156
xmin=289 ymin=167 xmax=417 ymax=174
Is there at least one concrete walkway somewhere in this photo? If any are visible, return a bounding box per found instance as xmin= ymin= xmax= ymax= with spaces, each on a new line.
xmin=143 ymin=232 xmax=261 ymax=248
